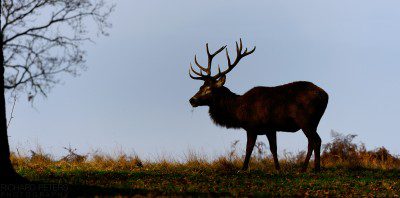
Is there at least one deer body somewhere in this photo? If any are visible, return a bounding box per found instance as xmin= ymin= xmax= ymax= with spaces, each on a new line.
xmin=188 ymin=39 xmax=328 ymax=172
xmin=208 ymin=81 xmax=328 ymax=133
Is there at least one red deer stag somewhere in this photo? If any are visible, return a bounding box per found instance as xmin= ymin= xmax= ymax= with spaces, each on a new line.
xmin=189 ymin=39 xmax=328 ymax=172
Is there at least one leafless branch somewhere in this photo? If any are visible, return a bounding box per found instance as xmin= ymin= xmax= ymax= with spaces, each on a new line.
xmin=1 ymin=0 xmax=115 ymax=100
xmin=6 ymin=95 xmax=17 ymax=128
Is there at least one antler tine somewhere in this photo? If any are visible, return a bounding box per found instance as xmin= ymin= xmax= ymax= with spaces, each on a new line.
xmin=225 ymin=48 xmax=232 ymax=66
xmin=209 ymin=44 xmax=227 ymax=57
xmin=206 ymin=43 xmax=212 ymax=56
xmin=239 ymin=38 xmax=243 ymax=52
xmin=235 ymin=41 xmax=240 ymax=54
xmin=202 ymin=43 xmax=212 ymax=75
xmin=194 ymin=55 xmax=208 ymax=72
xmin=190 ymin=63 xmax=204 ymax=76
xmin=189 ymin=69 xmax=205 ymax=80
xmin=244 ymin=46 xmax=256 ymax=56
xmin=189 ymin=61 xmax=209 ymax=81
xmin=206 ymin=44 xmax=226 ymax=75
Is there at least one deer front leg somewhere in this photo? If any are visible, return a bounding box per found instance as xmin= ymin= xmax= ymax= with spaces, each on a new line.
xmin=242 ymin=131 xmax=257 ymax=171
xmin=266 ymin=131 xmax=280 ymax=171
xmin=301 ymin=138 xmax=313 ymax=172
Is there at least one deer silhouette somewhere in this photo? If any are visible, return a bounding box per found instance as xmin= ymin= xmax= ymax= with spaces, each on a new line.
xmin=189 ymin=39 xmax=328 ymax=172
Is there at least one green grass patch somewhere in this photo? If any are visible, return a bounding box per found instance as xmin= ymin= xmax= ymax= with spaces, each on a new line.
xmin=15 ymin=166 xmax=400 ymax=197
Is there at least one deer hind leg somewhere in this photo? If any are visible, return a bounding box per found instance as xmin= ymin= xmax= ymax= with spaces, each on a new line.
xmin=266 ymin=131 xmax=280 ymax=171
xmin=302 ymin=127 xmax=321 ymax=172
xmin=242 ymin=131 xmax=257 ymax=171
xmin=313 ymin=133 xmax=322 ymax=171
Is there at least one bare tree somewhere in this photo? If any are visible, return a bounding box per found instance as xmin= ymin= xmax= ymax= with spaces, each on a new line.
xmin=0 ymin=0 xmax=114 ymax=183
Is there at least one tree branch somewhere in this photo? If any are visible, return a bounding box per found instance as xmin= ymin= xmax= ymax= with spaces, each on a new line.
xmin=1 ymin=0 xmax=114 ymax=100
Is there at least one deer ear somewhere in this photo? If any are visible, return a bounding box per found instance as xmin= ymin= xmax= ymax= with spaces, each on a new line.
xmin=215 ymin=75 xmax=226 ymax=87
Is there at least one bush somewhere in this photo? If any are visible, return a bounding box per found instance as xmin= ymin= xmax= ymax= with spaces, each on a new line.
xmin=321 ymin=130 xmax=400 ymax=169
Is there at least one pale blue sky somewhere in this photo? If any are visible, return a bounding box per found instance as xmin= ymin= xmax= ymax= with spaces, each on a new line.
xmin=7 ymin=0 xmax=400 ymax=158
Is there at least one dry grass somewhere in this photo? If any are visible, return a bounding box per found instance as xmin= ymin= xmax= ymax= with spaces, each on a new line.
xmin=11 ymin=131 xmax=400 ymax=173
xmin=8 ymin=132 xmax=400 ymax=196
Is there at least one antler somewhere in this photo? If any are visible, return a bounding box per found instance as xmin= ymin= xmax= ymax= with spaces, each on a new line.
xmin=189 ymin=39 xmax=256 ymax=81
xmin=213 ymin=38 xmax=256 ymax=80
xmin=189 ymin=43 xmax=226 ymax=80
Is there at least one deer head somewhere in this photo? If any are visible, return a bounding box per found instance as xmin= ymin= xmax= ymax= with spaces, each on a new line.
xmin=189 ymin=39 xmax=256 ymax=107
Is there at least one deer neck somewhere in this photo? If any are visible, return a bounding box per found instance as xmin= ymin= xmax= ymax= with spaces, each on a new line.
xmin=208 ymin=87 xmax=241 ymax=129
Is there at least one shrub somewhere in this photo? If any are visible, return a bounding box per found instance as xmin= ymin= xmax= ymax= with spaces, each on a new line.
xmin=322 ymin=130 xmax=400 ymax=169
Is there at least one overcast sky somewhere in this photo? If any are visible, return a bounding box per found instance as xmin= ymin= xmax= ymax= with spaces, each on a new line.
xmin=7 ymin=0 xmax=400 ymax=159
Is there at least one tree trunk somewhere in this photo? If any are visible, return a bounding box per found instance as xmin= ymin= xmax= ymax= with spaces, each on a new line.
xmin=0 ymin=31 xmax=26 ymax=183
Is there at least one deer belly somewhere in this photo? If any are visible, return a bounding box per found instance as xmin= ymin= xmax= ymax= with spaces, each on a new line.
xmin=264 ymin=123 xmax=300 ymax=132
xmin=240 ymin=116 xmax=299 ymax=132
xmin=263 ymin=116 xmax=300 ymax=132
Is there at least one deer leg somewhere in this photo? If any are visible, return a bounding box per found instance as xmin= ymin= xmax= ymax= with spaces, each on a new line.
xmin=302 ymin=131 xmax=314 ymax=172
xmin=266 ymin=131 xmax=280 ymax=171
xmin=302 ymin=127 xmax=322 ymax=172
xmin=313 ymin=133 xmax=322 ymax=172
xmin=242 ymin=131 xmax=257 ymax=171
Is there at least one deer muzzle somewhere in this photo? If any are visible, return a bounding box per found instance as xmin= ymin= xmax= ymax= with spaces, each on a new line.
xmin=189 ymin=97 xmax=199 ymax=107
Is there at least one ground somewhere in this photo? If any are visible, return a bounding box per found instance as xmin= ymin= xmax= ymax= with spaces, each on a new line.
xmin=0 ymin=163 xmax=395 ymax=197
xmin=4 ymin=133 xmax=400 ymax=197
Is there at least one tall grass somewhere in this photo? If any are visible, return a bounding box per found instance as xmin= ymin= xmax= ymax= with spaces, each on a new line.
xmin=10 ymin=131 xmax=400 ymax=173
